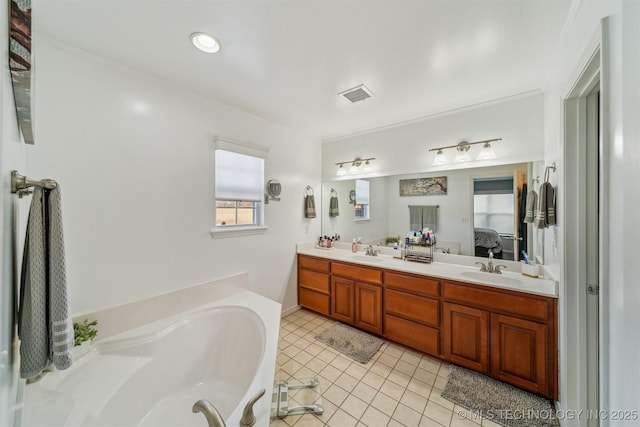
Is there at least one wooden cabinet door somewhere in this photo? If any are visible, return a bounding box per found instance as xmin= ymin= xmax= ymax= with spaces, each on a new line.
xmin=491 ymin=313 xmax=548 ymax=395
xmin=443 ymin=303 xmax=489 ymax=373
xmin=355 ymin=282 xmax=382 ymax=335
xmin=331 ymin=277 xmax=355 ymax=324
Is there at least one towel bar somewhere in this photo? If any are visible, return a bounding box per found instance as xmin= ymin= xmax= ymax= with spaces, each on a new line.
xmin=11 ymin=170 xmax=57 ymax=197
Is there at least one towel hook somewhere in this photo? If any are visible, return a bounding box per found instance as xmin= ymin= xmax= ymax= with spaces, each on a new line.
xmin=543 ymin=162 xmax=557 ymax=183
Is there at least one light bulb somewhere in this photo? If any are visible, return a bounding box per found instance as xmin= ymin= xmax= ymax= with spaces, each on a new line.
xmin=336 ymin=164 xmax=347 ymax=176
xmin=432 ymin=149 xmax=447 ymax=166
xmin=477 ymin=142 xmax=497 ymax=160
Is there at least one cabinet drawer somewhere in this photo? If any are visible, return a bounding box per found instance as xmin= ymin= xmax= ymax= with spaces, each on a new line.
xmin=332 ymin=262 xmax=382 ymax=284
xmin=384 ymin=271 xmax=439 ymax=297
xmin=299 ymin=288 xmax=330 ymax=315
xmin=298 ymin=255 xmax=330 ymax=273
xmin=385 ymin=289 xmax=439 ymax=327
xmin=299 ymin=269 xmax=330 ymax=294
xmin=443 ymin=281 xmax=551 ymax=322
xmin=384 ymin=314 xmax=439 ymax=357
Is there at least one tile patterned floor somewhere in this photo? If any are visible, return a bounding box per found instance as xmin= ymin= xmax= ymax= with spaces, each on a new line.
xmin=271 ymin=309 xmax=502 ymax=427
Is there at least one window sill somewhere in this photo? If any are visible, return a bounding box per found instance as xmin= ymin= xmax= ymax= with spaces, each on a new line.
xmin=210 ymin=226 xmax=268 ymax=239
xmin=354 ymin=218 xmax=370 ymax=222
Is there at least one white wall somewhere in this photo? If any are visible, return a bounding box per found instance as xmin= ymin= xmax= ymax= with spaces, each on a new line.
xmin=26 ymin=39 xmax=321 ymax=316
xmin=543 ymin=0 xmax=640 ymax=424
xmin=0 ymin=3 xmax=27 ymax=425
xmin=322 ymin=93 xmax=544 ymax=180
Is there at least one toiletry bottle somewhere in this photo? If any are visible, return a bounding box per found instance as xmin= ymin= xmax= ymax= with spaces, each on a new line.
xmin=352 ymin=238 xmax=357 ymax=253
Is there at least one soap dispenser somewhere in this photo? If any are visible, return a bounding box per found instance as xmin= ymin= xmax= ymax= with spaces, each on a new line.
xmin=352 ymin=238 xmax=357 ymax=253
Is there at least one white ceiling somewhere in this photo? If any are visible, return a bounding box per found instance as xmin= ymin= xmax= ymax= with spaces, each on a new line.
xmin=33 ymin=1 xmax=572 ymax=141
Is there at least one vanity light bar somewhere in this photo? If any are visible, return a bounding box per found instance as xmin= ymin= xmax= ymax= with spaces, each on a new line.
xmin=428 ymin=138 xmax=502 ymax=153
xmin=335 ymin=157 xmax=376 ymax=176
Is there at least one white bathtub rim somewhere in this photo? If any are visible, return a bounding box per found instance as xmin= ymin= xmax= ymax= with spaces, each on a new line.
xmin=24 ymin=289 xmax=281 ymax=427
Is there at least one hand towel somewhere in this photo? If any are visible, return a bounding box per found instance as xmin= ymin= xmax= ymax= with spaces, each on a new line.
xmin=329 ymin=196 xmax=339 ymax=217
xmin=523 ymin=190 xmax=538 ymax=223
xmin=304 ymin=194 xmax=316 ymax=218
xmin=409 ymin=205 xmax=438 ymax=232
xmin=18 ymin=186 xmax=73 ymax=379
xmin=534 ymin=183 xmax=556 ymax=228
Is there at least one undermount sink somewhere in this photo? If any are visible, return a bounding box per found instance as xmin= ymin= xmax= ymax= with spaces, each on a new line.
xmin=349 ymin=255 xmax=384 ymax=263
xmin=460 ymin=271 xmax=522 ymax=286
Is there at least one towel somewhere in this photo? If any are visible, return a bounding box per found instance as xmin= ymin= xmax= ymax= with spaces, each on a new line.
xmin=329 ymin=196 xmax=339 ymax=217
xmin=523 ymin=190 xmax=538 ymax=223
xmin=534 ymin=183 xmax=556 ymax=228
xmin=409 ymin=205 xmax=438 ymax=232
xmin=304 ymin=194 xmax=316 ymax=218
xmin=18 ymin=187 xmax=73 ymax=379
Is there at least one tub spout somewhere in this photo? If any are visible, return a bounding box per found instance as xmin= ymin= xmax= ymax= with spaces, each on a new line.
xmin=240 ymin=388 xmax=266 ymax=427
xmin=193 ymin=399 xmax=226 ymax=427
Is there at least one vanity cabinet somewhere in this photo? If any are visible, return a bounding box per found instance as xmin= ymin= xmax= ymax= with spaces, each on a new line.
xmin=298 ymin=255 xmax=331 ymax=315
xmin=383 ymin=271 xmax=441 ymax=357
xmin=296 ymin=254 xmax=558 ymax=400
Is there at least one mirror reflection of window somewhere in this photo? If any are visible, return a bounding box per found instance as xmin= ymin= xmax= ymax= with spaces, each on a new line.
xmin=473 ymin=177 xmax=515 ymax=260
xmin=355 ymin=179 xmax=370 ymax=220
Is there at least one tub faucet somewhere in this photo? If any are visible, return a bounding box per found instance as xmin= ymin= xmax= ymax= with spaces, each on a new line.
xmin=193 ymin=400 xmax=226 ymax=427
xmin=240 ymin=388 xmax=266 ymax=427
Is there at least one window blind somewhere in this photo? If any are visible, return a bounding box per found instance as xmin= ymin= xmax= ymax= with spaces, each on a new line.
xmin=355 ymin=179 xmax=370 ymax=204
xmin=215 ymin=150 xmax=264 ymax=202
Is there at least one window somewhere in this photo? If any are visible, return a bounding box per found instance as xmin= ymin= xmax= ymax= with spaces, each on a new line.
xmin=354 ymin=179 xmax=370 ymax=220
xmin=212 ymin=136 xmax=269 ymax=237
xmin=473 ymin=177 xmax=514 ymax=234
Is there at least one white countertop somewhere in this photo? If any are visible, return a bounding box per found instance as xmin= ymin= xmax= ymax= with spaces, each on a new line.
xmin=297 ymin=243 xmax=558 ymax=298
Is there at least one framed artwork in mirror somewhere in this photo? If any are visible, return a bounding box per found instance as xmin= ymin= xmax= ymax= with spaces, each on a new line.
xmin=399 ymin=177 xmax=447 ymax=196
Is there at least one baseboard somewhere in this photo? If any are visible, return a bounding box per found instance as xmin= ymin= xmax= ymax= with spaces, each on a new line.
xmin=281 ymin=305 xmax=301 ymax=318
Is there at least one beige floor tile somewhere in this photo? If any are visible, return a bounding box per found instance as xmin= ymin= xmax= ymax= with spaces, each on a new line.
xmin=323 ymin=383 xmax=350 ymax=407
xmin=395 ymin=359 xmax=418 ymax=376
xmin=424 ymin=401 xmax=453 ymax=427
xmin=370 ymin=361 xmax=393 ymax=378
xmin=413 ymin=368 xmax=437 ymax=386
xmin=401 ymin=389 xmax=428 ymax=414
xmin=434 ymin=376 xmax=448 ymax=390
xmin=346 ymin=362 xmax=368 ymax=380
xmin=269 ymin=417 xmax=290 ymax=426
xmin=334 ymin=373 xmax=359 ymax=393
xmin=453 ymin=405 xmax=481 ymax=425
xmin=340 ymin=394 xmax=369 ymax=420
xmin=320 ymin=365 xmax=343 ymax=383
xmin=418 ymin=356 xmax=441 ymax=374
xmin=377 ymin=352 xmax=400 ymax=368
xmin=392 ymin=403 xmax=423 ymax=427
xmin=284 ymin=333 xmax=300 ymax=344
xmin=313 ymin=399 xmax=337 ymax=424
xmin=294 ymin=415 xmax=326 ymax=427
xmin=295 ymin=351 xmax=314 ymax=365
xmin=380 ymin=379 xmax=406 ymax=401
xmin=387 ymin=419 xmax=405 ymax=427
xmin=419 ymin=415 xmax=448 ymax=427
xmin=400 ymin=350 xmax=423 ymax=366
xmin=407 ymin=378 xmax=432 ymax=399
xmin=383 ymin=345 xmax=405 ymax=358
xmin=283 ymin=414 xmax=303 ymax=426
xmin=317 ymin=349 xmax=337 ymax=363
xmin=307 ymin=357 xmax=328 ymax=374
xmin=351 ymin=381 xmax=378 ymax=404
xmin=387 ymin=369 xmax=412 ymax=388
xmin=371 ymin=392 xmax=399 ymax=417
xmin=332 ymin=355 xmax=353 ymax=371
xmin=437 ymin=363 xmax=450 ymax=378
xmin=283 ymin=345 xmax=302 ymax=358
xmin=295 ymin=367 xmax=319 ymax=381
xmin=327 ymin=408 xmax=358 ymax=427
xmin=282 ymin=359 xmax=304 ymax=375
xmin=428 ymin=389 xmax=454 ymax=411
xmin=362 ymin=370 xmax=386 ymax=389
xmin=294 ymin=337 xmax=314 ymax=350
xmin=360 ymin=406 xmax=391 ymax=427
xmin=306 ymin=343 xmax=324 ymax=356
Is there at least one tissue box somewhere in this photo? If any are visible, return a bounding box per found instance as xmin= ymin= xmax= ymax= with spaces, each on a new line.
xmin=521 ymin=262 xmax=539 ymax=278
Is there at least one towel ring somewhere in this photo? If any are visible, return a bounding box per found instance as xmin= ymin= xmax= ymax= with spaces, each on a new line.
xmin=305 ymin=185 xmax=314 ymax=196
xmin=543 ymin=162 xmax=557 ymax=183
xmin=330 ymin=188 xmax=338 ymax=197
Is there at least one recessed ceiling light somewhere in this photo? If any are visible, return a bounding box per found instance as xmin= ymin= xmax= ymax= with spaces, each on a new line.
xmin=190 ymin=32 xmax=221 ymax=53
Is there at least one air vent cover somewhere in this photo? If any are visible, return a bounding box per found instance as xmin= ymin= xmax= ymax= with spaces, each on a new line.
xmin=339 ymin=84 xmax=374 ymax=103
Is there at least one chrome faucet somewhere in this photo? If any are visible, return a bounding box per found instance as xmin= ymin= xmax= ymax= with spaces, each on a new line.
xmin=365 ymin=245 xmax=381 ymax=256
xmin=193 ymin=400 xmax=226 ymax=427
xmin=240 ymin=388 xmax=266 ymax=427
xmin=475 ymin=251 xmax=507 ymax=274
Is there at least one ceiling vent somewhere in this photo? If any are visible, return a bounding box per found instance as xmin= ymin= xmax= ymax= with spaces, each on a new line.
xmin=339 ymin=84 xmax=374 ymax=103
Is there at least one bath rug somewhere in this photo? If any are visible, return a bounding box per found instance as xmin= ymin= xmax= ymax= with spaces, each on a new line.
xmin=315 ymin=323 xmax=383 ymax=363
xmin=441 ymin=365 xmax=558 ymax=427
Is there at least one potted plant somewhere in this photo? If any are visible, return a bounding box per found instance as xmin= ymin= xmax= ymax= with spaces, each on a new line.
xmin=73 ymin=318 xmax=98 ymax=360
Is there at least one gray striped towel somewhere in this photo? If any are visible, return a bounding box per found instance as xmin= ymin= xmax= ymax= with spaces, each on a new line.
xmin=534 ymin=183 xmax=556 ymax=228
xmin=19 ymin=186 xmax=74 ymax=379
xmin=329 ymin=196 xmax=339 ymax=217
xmin=304 ymin=194 xmax=316 ymax=218
xmin=523 ymin=190 xmax=538 ymax=223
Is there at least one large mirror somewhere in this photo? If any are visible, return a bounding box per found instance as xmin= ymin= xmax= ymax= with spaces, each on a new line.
xmin=322 ymin=161 xmax=545 ymax=262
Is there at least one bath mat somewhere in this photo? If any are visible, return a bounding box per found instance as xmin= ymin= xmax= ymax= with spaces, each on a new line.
xmin=315 ymin=323 xmax=383 ymax=363
xmin=441 ymin=365 xmax=558 ymax=427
